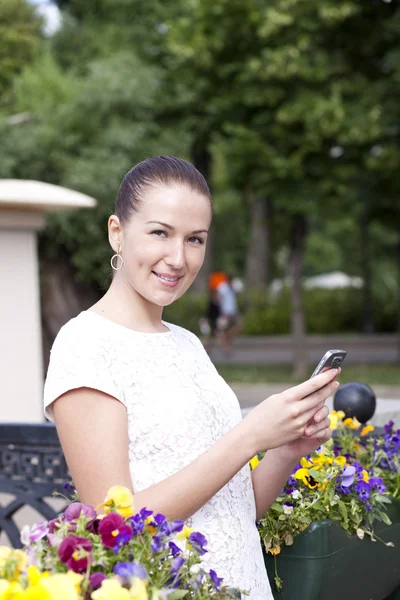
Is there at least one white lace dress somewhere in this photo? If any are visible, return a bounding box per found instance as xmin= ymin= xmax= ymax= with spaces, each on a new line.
xmin=43 ymin=311 xmax=272 ymax=599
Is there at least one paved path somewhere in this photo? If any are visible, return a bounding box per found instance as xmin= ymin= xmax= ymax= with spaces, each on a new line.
xmin=232 ymin=382 xmax=400 ymax=427
xmin=206 ymin=334 xmax=400 ymax=364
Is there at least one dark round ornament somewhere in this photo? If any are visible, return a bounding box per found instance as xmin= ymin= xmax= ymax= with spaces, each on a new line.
xmin=333 ymin=382 xmax=376 ymax=424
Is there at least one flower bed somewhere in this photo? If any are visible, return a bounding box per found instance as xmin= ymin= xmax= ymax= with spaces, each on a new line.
xmin=258 ymin=416 xmax=400 ymax=599
xmin=0 ymin=486 xmax=242 ymax=599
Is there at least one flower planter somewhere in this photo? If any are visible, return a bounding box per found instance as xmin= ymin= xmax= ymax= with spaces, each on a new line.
xmin=263 ymin=498 xmax=400 ymax=600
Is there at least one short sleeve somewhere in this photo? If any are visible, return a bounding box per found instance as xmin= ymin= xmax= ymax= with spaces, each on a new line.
xmin=43 ymin=319 xmax=125 ymax=422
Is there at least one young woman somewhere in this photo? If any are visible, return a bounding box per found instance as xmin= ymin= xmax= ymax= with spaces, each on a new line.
xmin=44 ymin=156 xmax=339 ymax=599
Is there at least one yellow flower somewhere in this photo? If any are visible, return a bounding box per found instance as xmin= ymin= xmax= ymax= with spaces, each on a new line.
xmin=361 ymin=425 xmax=374 ymax=437
xmin=267 ymin=545 xmax=281 ymax=556
xmin=333 ymin=456 xmax=347 ymax=469
xmin=361 ymin=470 xmax=369 ymax=483
xmin=144 ymin=517 xmax=157 ymax=537
xmin=22 ymin=583 xmax=52 ymax=600
xmin=311 ymin=455 xmax=332 ymax=469
xmin=40 ymin=573 xmax=82 ymax=600
xmin=176 ymin=525 xmax=194 ymax=541
xmin=97 ymin=486 xmax=134 ymax=518
xmin=0 ymin=581 xmax=11 ymax=600
xmin=343 ymin=417 xmax=361 ymax=430
xmin=328 ymin=410 xmax=345 ymax=430
xmin=27 ymin=567 xmax=50 ymax=587
xmin=249 ymin=456 xmax=259 ymax=470
xmin=129 ymin=578 xmax=148 ymax=600
xmin=92 ymin=579 xmax=130 ymax=600
xmin=0 ymin=581 xmax=24 ymax=600
xmin=300 ymin=457 xmax=313 ymax=469
xmin=294 ymin=468 xmax=318 ymax=489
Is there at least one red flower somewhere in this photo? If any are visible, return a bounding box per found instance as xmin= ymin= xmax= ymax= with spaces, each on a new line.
xmin=99 ymin=513 xmax=132 ymax=548
xmin=58 ymin=535 xmax=92 ymax=572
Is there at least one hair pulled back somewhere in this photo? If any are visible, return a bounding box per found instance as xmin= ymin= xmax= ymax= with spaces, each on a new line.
xmin=115 ymin=156 xmax=212 ymax=223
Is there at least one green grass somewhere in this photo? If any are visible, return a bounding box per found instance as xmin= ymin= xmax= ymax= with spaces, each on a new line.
xmin=216 ymin=363 xmax=400 ymax=387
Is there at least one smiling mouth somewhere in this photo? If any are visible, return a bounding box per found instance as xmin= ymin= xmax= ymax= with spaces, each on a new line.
xmin=152 ymin=271 xmax=182 ymax=283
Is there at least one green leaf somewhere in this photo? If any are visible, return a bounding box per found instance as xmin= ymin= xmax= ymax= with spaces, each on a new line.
xmin=337 ymin=500 xmax=349 ymax=524
xmin=166 ymin=591 xmax=189 ymax=599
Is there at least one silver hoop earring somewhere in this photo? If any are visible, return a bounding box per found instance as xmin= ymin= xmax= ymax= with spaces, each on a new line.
xmin=110 ymin=253 xmax=124 ymax=270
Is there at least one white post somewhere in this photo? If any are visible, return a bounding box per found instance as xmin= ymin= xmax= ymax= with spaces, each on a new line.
xmin=0 ymin=180 xmax=96 ymax=423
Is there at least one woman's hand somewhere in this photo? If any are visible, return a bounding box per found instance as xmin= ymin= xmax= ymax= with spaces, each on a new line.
xmin=243 ymin=368 xmax=340 ymax=455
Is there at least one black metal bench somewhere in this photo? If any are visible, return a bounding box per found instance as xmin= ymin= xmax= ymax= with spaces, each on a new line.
xmin=0 ymin=423 xmax=71 ymax=548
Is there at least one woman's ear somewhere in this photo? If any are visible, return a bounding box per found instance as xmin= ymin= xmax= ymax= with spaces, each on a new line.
xmin=108 ymin=215 xmax=122 ymax=253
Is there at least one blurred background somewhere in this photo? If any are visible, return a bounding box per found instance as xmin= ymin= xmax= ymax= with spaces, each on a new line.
xmin=1 ymin=0 xmax=400 ymax=394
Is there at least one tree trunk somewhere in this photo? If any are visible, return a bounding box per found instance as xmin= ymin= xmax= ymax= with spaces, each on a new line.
xmin=397 ymin=233 xmax=400 ymax=363
xmin=360 ymin=195 xmax=374 ymax=333
xmin=245 ymin=185 xmax=271 ymax=289
xmin=40 ymin=246 xmax=100 ymax=375
xmin=190 ymin=137 xmax=213 ymax=294
xmin=289 ymin=214 xmax=308 ymax=378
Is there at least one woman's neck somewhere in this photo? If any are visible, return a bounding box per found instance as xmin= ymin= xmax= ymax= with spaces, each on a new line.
xmin=90 ymin=276 xmax=167 ymax=333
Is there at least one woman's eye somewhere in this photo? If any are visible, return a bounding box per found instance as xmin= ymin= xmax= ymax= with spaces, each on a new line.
xmin=188 ymin=236 xmax=204 ymax=244
xmin=152 ymin=230 xmax=167 ymax=238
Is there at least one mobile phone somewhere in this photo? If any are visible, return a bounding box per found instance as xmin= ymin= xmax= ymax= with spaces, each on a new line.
xmin=310 ymin=349 xmax=347 ymax=378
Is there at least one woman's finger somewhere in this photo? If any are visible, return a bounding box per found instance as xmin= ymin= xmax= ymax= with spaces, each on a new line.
xmin=287 ymin=367 xmax=341 ymax=402
xmin=316 ymin=428 xmax=332 ymax=443
xmin=303 ymin=417 xmax=331 ymax=437
xmin=311 ymin=405 xmax=330 ymax=424
xmin=299 ymin=380 xmax=340 ymax=414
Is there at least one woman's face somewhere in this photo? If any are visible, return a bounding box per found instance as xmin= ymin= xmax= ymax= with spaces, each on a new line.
xmin=112 ymin=184 xmax=212 ymax=307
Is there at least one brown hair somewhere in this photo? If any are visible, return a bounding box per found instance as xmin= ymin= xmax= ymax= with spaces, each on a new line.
xmin=115 ymin=156 xmax=212 ymax=223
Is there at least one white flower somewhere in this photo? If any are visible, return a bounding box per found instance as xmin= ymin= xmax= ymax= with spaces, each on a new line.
xmin=330 ymin=494 xmax=339 ymax=506
xmin=283 ymin=505 xmax=294 ymax=515
xmin=20 ymin=525 xmax=31 ymax=546
xmin=291 ymin=490 xmax=301 ymax=500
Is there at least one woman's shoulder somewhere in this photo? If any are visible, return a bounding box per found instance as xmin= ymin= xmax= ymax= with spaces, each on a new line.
xmin=52 ymin=311 xmax=99 ymax=344
xmin=165 ymin=322 xmax=206 ymax=351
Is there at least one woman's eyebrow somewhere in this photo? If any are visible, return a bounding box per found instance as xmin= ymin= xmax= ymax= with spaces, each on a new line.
xmin=146 ymin=221 xmax=208 ymax=234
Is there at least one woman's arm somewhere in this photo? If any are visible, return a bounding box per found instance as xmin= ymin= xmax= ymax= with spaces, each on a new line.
xmin=53 ymin=369 xmax=339 ymax=521
xmin=53 ymin=387 xmax=255 ymax=521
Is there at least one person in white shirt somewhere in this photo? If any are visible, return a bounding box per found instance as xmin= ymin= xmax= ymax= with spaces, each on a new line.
xmin=216 ymin=274 xmax=241 ymax=352
xmin=43 ymin=155 xmax=339 ymax=599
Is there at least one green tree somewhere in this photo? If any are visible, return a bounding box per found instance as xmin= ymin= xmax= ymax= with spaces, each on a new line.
xmin=0 ymin=0 xmax=43 ymax=103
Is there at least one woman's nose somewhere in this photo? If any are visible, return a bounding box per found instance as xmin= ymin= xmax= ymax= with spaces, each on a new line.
xmin=165 ymin=241 xmax=185 ymax=269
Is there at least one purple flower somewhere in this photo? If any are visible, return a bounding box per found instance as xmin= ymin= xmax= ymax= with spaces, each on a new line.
xmin=114 ymin=528 xmax=134 ymax=554
xmin=63 ymin=481 xmax=76 ymax=494
xmin=337 ymin=484 xmax=351 ymax=495
xmin=168 ymin=556 xmax=185 ymax=588
xmin=114 ymin=562 xmax=147 ymax=581
xmin=209 ymin=569 xmax=223 ymax=590
xmin=64 ymin=502 xmax=97 ymax=524
xmin=151 ymin=535 xmax=163 ymax=553
xmin=356 ymin=480 xmax=371 ymax=500
xmin=99 ymin=513 xmax=132 ymax=549
xmin=193 ymin=570 xmax=205 ymax=591
xmin=128 ymin=507 xmax=153 ymax=535
xmin=392 ymin=432 xmax=400 ymax=448
xmin=47 ymin=518 xmax=62 ymax=534
xmin=89 ymin=573 xmax=107 ymax=591
xmin=20 ymin=521 xmax=49 ymax=545
xmin=165 ymin=520 xmax=184 ymax=535
xmin=168 ymin=541 xmax=182 ymax=557
xmin=340 ymin=466 xmax=356 ymax=488
xmin=58 ymin=535 xmax=92 ymax=573
xmin=189 ymin=531 xmax=208 ymax=556
xmin=369 ymin=477 xmax=387 ymax=494
xmin=384 ymin=420 xmax=394 ymax=435
xmin=170 ymin=556 xmax=185 ymax=575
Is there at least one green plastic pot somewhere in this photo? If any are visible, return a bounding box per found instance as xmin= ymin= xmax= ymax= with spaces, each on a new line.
xmin=264 ymin=498 xmax=400 ymax=600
